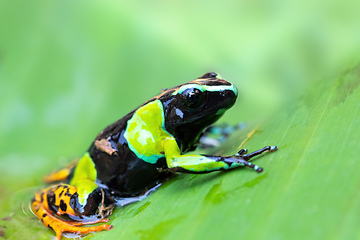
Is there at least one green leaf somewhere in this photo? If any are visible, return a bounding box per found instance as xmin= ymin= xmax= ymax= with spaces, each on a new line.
xmin=2 ymin=66 xmax=360 ymax=239
xmin=1 ymin=1 xmax=360 ymax=240
xmin=92 ymin=67 xmax=360 ymax=240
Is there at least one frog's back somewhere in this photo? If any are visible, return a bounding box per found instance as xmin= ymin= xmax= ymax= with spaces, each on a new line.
xmin=88 ymin=109 xmax=170 ymax=197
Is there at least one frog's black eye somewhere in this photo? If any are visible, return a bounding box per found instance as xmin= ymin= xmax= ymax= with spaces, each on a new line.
xmin=199 ymin=72 xmax=217 ymax=79
xmin=181 ymin=88 xmax=204 ymax=108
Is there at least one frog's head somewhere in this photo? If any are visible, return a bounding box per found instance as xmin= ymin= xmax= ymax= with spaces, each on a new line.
xmin=160 ymin=72 xmax=238 ymax=152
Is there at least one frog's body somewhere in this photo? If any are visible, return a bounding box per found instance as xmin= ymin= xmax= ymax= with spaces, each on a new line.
xmin=31 ymin=73 xmax=278 ymax=240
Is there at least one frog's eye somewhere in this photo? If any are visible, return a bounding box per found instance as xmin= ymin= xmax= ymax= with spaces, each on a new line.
xmin=199 ymin=72 xmax=217 ymax=79
xmin=181 ymin=88 xmax=204 ymax=108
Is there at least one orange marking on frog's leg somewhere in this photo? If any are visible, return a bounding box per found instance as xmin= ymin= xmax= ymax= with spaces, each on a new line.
xmin=52 ymin=184 xmax=77 ymax=216
xmin=43 ymin=160 xmax=78 ymax=183
xmin=31 ymin=184 xmax=112 ymax=240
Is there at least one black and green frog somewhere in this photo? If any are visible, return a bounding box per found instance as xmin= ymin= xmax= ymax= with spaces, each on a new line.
xmin=31 ymin=72 xmax=278 ymax=239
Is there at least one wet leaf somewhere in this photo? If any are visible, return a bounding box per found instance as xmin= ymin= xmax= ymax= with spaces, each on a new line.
xmin=1 ymin=1 xmax=360 ymax=240
xmin=86 ymin=67 xmax=360 ymax=240
xmin=2 ymin=66 xmax=360 ymax=240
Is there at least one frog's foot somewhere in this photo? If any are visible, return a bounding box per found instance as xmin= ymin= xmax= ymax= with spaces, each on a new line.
xmin=31 ymin=185 xmax=113 ymax=240
xmin=98 ymin=204 xmax=115 ymax=219
xmin=239 ymin=146 xmax=278 ymax=161
xmin=32 ymin=199 xmax=112 ymax=240
xmin=231 ymin=146 xmax=278 ymax=172
xmin=98 ymin=189 xmax=116 ymax=219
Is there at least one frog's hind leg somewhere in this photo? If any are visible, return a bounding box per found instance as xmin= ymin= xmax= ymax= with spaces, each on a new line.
xmin=43 ymin=159 xmax=78 ymax=183
xmin=31 ymin=184 xmax=112 ymax=240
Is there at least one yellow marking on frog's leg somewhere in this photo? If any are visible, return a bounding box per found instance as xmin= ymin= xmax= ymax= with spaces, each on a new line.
xmin=70 ymin=152 xmax=98 ymax=206
xmin=124 ymin=100 xmax=172 ymax=164
xmin=31 ymin=184 xmax=112 ymax=240
xmin=43 ymin=159 xmax=78 ymax=183
xmin=164 ymin=137 xmax=231 ymax=172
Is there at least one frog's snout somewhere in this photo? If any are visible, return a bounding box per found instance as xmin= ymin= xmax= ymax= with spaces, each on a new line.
xmin=222 ymin=88 xmax=237 ymax=109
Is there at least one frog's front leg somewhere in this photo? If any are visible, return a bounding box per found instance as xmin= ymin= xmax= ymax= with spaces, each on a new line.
xmin=31 ymin=184 xmax=112 ymax=240
xmin=164 ymin=137 xmax=277 ymax=173
xmin=224 ymin=145 xmax=278 ymax=172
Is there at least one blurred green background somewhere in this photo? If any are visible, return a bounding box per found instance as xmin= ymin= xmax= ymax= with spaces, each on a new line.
xmin=1 ymin=0 xmax=360 ymax=239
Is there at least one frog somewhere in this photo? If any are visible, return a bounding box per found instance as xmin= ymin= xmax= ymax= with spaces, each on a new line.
xmin=31 ymin=72 xmax=278 ymax=240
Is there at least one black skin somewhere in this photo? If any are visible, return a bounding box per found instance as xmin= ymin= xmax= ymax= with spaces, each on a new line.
xmin=87 ymin=73 xmax=236 ymax=199
xmin=61 ymin=72 xmax=277 ymax=217
xmin=30 ymin=72 xmax=278 ymax=240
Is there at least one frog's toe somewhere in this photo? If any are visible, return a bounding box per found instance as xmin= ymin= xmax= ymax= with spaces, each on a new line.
xmin=236 ymin=148 xmax=248 ymax=156
xmin=54 ymin=222 xmax=113 ymax=240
